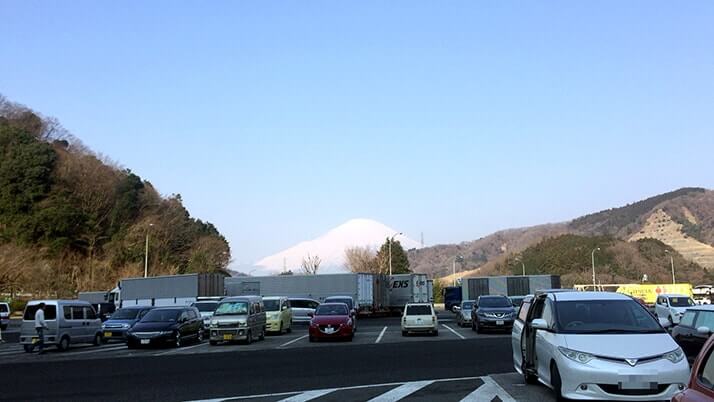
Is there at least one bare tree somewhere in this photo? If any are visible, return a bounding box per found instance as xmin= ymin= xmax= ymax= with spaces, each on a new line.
xmin=344 ymin=246 xmax=379 ymax=273
xmin=301 ymin=253 xmax=321 ymax=275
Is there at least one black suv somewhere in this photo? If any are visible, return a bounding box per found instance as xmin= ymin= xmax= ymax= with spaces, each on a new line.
xmin=471 ymin=295 xmax=517 ymax=333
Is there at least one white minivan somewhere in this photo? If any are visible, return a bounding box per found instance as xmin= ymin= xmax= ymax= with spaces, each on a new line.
xmin=401 ymin=303 xmax=438 ymax=336
xmin=513 ymin=291 xmax=689 ymax=401
xmin=655 ymin=294 xmax=695 ymax=324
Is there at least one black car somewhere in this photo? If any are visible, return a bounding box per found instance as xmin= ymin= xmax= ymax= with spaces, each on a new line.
xmin=126 ymin=306 xmax=203 ymax=348
xmin=471 ymin=295 xmax=517 ymax=333
xmin=101 ymin=306 xmax=154 ymax=343
xmin=672 ymin=305 xmax=714 ymax=360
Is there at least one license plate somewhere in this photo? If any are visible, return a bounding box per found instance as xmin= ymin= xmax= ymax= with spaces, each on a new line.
xmin=325 ymin=327 xmax=335 ymax=334
xmin=31 ymin=337 xmax=39 ymax=344
xmin=223 ymin=334 xmax=233 ymax=341
xmin=619 ymin=381 xmax=657 ymax=390
xmin=104 ymin=332 xmax=112 ymax=338
xmin=140 ymin=339 xmax=150 ymax=345
xmin=496 ymin=320 xmax=504 ymax=326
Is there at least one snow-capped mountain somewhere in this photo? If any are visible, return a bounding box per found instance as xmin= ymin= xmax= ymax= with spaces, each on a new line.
xmin=254 ymin=219 xmax=420 ymax=274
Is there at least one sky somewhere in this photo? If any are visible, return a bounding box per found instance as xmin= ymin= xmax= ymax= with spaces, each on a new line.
xmin=2 ymin=2 xmax=713 ymax=267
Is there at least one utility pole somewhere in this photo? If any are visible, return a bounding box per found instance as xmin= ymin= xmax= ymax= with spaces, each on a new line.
xmin=666 ymin=250 xmax=676 ymax=284
xmin=453 ymin=255 xmax=464 ymax=286
xmin=591 ymin=247 xmax=600 ymax=289
xmin=515 ymin=257 xmax=526 ymax=276
xmin=144 ymin=223 xmax=154 ymax=278
xmin=388 ymin=232 xmax=402 ymax=276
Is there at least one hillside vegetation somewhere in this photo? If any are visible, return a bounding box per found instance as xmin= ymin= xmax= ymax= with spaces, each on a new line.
xmin=0 ymin=96 xmax=230 ymax=297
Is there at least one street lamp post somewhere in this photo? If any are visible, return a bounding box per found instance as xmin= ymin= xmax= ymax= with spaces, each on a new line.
xmin=388 ymin=232 xmax=403 ymax=276
xmin=665 ymin=250 xmax=676 ymax=284
xmin=515 ymin=257 xmax=526 ymax=276
xmin=591 ymin=247 xmax=600 ymax=289
xmin=453 ymin=255 xmax=464 ymax=286
xmin=144 ymin=223 xmax=154 ymax=278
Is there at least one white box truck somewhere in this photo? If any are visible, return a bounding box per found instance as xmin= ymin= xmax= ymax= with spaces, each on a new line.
xmin=388 ymin=273 xmax=430 ymax=311
xmin=115 ymin=273 xmax=225 ymax=308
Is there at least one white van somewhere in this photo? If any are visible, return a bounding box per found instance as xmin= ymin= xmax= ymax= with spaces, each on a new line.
xmin=20 ymin=300 xmax=103 ymax=352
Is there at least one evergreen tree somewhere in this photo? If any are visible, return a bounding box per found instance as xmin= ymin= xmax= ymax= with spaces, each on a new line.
xmin=376 ymin=238 xmax=410 ymax=274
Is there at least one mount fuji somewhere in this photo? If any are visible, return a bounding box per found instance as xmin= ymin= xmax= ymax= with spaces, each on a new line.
xmin=254 ymin=219 xmax=421 ymax=274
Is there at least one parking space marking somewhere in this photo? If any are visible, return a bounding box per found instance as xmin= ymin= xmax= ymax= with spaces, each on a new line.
xmin=460 ymin=375 xmax=516 ymax=402
xmin=367 ymin=380 xmax=434 ymax=402
xmin=155 ymin=341 xmax=208 ymax=356
xmin=278 ymin=334 xmax=308 ymax=348
xmin=442 ymin=324 xmax=466 ymax=340
xmin=62 ymin=344 xmax=128 ymax=356
xmin=375 ymin=326 xmax=387 ymax=343
xmin=278 ymin=389 xmax=337 ymax=402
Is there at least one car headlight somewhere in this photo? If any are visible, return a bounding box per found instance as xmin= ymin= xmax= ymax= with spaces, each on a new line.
xmin=558 ymin=347 xmax=594 ymax=364
xmin=210 ymin=320 xmax=218 ymax=327
xmin=101 ymin=324 xmax=106 ymax=330
xmin=663 ymin=348 xmax=685 ymax=363
xmin=160 ymin=331 xmax=175 ymax=335
xmin=121 ymin=323 xmax=130 ymax=329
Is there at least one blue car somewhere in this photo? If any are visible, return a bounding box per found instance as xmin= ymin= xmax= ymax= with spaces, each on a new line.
xmin=101 ymin=306 xmax=154 ymax=343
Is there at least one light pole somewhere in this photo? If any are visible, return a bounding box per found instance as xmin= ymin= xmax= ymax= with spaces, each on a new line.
xmin=591 ymin=247 xmax=600 ymax=289
xmin=388 ymin=232 xmax=402 ymax=276
xmin=665 ymin=250 xmax=676 ymax=284
xmin=515 ymin=257 xmax=526 ymax=276
xmin=453 ymin=255 xmax=464 ymax=286
xmin=144 ymin=223 xmax=154 ymax=278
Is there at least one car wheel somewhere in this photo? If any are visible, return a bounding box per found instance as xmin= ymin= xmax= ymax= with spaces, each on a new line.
xmin=93 ymin=333 xmax=102 ymax=346
xmin=287 ymin=322 xmax=292 ymax=334
xmin=175 ymin=332 xmax=182 ymax=348
xmin=23 ymin=344 xmax=33 ymax=353
xmin=550 ymin=362 xmax=565 ymax=402
xmin=209 ymin=340 xmax=218 ymax=346
xmin=57 ymin=336 xmax=70 ymax=351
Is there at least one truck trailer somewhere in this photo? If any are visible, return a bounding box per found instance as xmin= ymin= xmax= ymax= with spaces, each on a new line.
xmin=116 ymin=273 xmax=225 ymax=308
xmin=224 ymin=273 xmax=389 ymax=314
xmin=388 ymin=273 xmax=430 ymax=310
xmin=461 ymin=275 xmax=561 ymax=301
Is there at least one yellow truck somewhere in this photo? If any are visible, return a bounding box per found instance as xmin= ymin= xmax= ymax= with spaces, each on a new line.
xmin=615 ymin=284 xmax=693 ymax=305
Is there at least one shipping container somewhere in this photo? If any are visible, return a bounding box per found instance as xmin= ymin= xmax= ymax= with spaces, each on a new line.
xmin=461 ymin=275 xmax=560 ymax=300
xmin=117 ymin=273 xmax=225 ymax=308
xmin=224 ymin=273 xmax=388 ymax=314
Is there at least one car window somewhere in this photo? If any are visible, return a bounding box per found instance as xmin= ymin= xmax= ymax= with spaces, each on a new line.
xmin=111 ymin=309 xmax=141 ymax=320
xmin=315 ymin=304 xmax=348 ymax=316
xmin=264 ymin=300 xmax=280 ymax=311
xmin=192 ymin=302 xmax=218 ymax=312
xmin=0 ymin=304 xmax=8 ymax=313
xmin=309 ymin=301 xmax=320 ymax=309
xmin=542 ymin=300 xmax=554 ymax=326
xmin=405 ymin=305 xmax=432 ymax=315
xmin=478 ymin=297 xmax=512 ymax=308
xmin=695 ymin=311 xmax=714 ymax=331
xmin=461 ymin=302 xmax=474 ymax=310
xmin=63 ymin=306 xmax=72 ymax=320
xmin=699 ymin=347 xmax=714 ymax=390
xmin=669 ymin=297 xmax=695 ymax=307
xmin=289 ymin=300 xmax=306 ymax=308
xmin=555 ymin=300 xmax=663 ymax=334
xmin=142 ymin=309 xmax=180 ymax=322
xmin=84 ymin=307 xmax=97 ymax=320
xmin=680 ymin=311 xmax=697 ymax=327
xmin=518 ymin=301 xmax=531 ymax=322
xmin=23 ymin=305 xmax=57 ymax=320
xmin=214 ymin=302 xmax=249 ymax=316
xmin=72 ymin=306 xmax=85 ymax=320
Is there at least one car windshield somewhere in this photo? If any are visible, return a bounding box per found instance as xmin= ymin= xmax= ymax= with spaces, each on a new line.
xmin=406 ymin=305 xmax=432 ymax=315
xmin=110 ymin=309 xmax=142 ymax=320
xmin=556 ymin=300 xmax=664 ymax=334
xmin=214 ymin=301 xmax=249 ymax=316
xmin=461 ymin=302 xmax=474 ymax=310
xmin=326 ymin=298 xmax=352 ymax=309
xmin=264 ymin=300 xmax=281 ymax=311
xmin=193 ymin=302 xmax=218 ymax=312
xmin=668 ymin=297 xmax=695 ymax=307
xmin=479 ymin=297 xmax=511 ymax=308
xmin=141 ymin=309 xmax=180 ymax=323
xmin=315 ymin=304 xmax=348 ymax=316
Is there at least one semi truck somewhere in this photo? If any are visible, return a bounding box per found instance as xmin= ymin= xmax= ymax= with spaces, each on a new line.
xmin=388 ymin=273 xmax=430 ymax=311
xmin=224 ymin=273 xmax=389 ymax=314
xmin=113 ymin=273 xmax=225 ymax=308
xmin=443 ymin=286 xmax=463 ymax=312
xmin=461 ymin=275 xmax=561 ymax=301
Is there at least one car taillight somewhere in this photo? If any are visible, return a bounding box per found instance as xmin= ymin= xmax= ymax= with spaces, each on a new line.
xmin=432 ymin=316 xmax=436 ymax=323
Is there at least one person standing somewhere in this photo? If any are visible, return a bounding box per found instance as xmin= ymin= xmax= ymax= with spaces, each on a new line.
xmin=33 ymin=303 xmax=48 ymax=354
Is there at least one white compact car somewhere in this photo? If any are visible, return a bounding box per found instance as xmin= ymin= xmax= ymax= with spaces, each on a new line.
xmin=513 ymin=291 xmax=689 ymax=401
xmin=402 ymin=303 xmax=438 ymax=336
xmin=654 ymin=294 xmax=695 ymax=324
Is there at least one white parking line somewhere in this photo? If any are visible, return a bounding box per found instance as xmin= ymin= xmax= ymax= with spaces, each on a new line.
xmin=375 ymin=326 xmax=387 ymax=343
xmin=442 ymin=324 xmax=466 ymax=340
xmin=460 ymin=375 xmax=516 ymax=402
xmin=277 ymin=389 xmax=337 ymax=402
xmin=155 ymin=341 xmax=208 ymax=356
xmin=278 ymin=334 xmax=308 ymax=348
xmin=69 ymin=344 xmax=128 ymax=356
xmin=367 ymin=380 xmax=434 ymax=402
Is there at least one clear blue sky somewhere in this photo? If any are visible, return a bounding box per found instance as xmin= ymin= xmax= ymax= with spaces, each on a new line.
xmin=2 ymin=2 xmax=713 ymax=266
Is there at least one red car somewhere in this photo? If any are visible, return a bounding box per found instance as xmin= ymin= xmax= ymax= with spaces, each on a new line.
xmin=672 ymin=333 xmax=714 ymax=401
xmin=308 ymin=303 xmax=354 ymax=342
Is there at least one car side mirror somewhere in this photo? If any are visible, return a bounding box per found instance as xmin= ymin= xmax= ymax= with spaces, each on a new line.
xmin=697 ymin=326 xmax=711 ymax=335
xmin=531 ymin=318 xmax=549 ymax=330
xmin=453 ymin=306 xmax=461 ymax=312
xmin=659 ymin=318 xmax=672 ymax=329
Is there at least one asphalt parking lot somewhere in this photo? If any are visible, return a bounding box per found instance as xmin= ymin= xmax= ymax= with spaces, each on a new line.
xmin=0 ymin=312 xmax=565 ymax=402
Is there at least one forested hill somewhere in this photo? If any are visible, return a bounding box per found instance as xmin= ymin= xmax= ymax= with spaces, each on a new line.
xmin=0 ymin=95 xmax=230 ymax=297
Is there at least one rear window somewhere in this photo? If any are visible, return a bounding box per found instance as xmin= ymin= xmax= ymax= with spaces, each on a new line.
xmin=111 ymin=308 xmax=142 ymax=320
xmin=326 ymin=298 xmax=353 ymax=309
xmin=406 ymin=305 xmax=432 ymax=315
xmin=23 ymin=305 xmax=57 ymax=320
xmin=0 ymin=304 xmax=9 ymax=313
xmin=192 ymin=302 xmax=218 ymax=312
xmin=290 ymin=300 xmax=319 ymax=309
